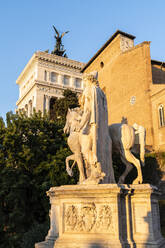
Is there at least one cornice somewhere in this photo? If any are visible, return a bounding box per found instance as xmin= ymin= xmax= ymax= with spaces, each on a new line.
xmin=16 ymin=81 xmax=36 ymax=105
xmin=150 ymin=85 xmax=165 ymax=98
xmin=38 ymin=60 xmax=83 ymax=76
xmin=36 ymin=80 xmax=83 ymax=93
xmin=36 ymin=51 xmax=85 ymax=70
xmin=16 ymin=54 xmax=37 ymax=85
xmin=16 ymin=51 xmax=85 ymax=86
xmin=16 ymin=80 xmax=82 ymax=106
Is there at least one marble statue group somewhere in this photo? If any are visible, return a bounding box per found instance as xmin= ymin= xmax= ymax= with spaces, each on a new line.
xmin=64 ymin=71 xmax=146 ymax=185
xmin=36 ymin=70 xmax=165 ymax=248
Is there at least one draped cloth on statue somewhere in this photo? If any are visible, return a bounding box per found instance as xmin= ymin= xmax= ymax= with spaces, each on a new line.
xmin=90 ymin=84 xmax=115 ymax=183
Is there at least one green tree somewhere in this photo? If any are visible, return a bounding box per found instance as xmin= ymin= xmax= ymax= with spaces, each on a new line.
xmin=0 ymin=89 xmax=80 ymax=248
xmin=50 ymin=89 xmax=79 ymax=122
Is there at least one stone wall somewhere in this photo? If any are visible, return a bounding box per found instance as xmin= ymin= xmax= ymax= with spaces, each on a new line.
xmin=84 ymin=35 xmax=154 ymax=149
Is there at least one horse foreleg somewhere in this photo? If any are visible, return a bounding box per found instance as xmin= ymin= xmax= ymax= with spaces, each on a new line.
xmin=65 ymin=154 xmax=76 ymax=176
xmin=118 ymin=155 xmax=133 ymax=184
xmin=124 ymin=149 xmax=143 ymax=184
xmin=75 ymin=153 xmax=85 ymax=184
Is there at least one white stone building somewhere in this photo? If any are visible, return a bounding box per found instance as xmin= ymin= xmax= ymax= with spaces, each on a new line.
xmin=16 ymin=51 xmax=85 ymax=116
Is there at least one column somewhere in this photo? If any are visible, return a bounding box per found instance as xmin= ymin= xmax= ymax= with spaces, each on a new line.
xmin=46 ymin=96 xmax=50 ymax=113
xmin=43 ymin=95 xmax=46 ymax=114
xmin=25 ymin=104 xmax=28 ymax=116
xmin=71 ymin=77 xmax=76 ymax=88
xmin=32 ymin=94 xmax=36 ymax=111
xmin=28 ymin=100 xmax=32 ymax=116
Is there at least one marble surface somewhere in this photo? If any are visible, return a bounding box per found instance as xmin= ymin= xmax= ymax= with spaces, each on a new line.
xmin=35 ymin=184 xmax=165 ymax=248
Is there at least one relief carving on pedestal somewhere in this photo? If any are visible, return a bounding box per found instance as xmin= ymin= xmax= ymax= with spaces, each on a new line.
xmin=96 ymin=205 xmax=112 ymax=230
xmin=78 ymin=203 xmax=97 ymax=232
xmin=64 ymin=204 xmax=113 ymax=233
xmin=65 ymin=205 xmax=78 ymax=231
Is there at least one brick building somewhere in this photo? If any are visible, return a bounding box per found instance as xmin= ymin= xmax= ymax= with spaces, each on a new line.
xmin=82 ymin=30 xmax=165 ymax=152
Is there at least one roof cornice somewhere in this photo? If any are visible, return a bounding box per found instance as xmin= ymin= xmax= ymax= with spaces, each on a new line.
xmin=16 ymin=53 xmax=37 ymax=85
xmin=16 ymin=51 xmax=85 ymax=85
xmin=36 ymin=51 xmax=85 ymax=70
xmin=151 ymin=59 xmax=165 ymax=67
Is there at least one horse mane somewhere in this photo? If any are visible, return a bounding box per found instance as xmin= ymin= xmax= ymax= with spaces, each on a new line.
xmin=71 ymin=107 xmax=83 ymax=116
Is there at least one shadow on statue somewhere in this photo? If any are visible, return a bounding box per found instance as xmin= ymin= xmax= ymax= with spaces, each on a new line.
xmin=112 ymin=152 xmax=162 ymax=186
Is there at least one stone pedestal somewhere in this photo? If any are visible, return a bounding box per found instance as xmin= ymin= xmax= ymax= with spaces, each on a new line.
xmin=124 ymin=185 xmax=165 ymax=248
xmin=35 ymin=184 xmax=165 ymax=248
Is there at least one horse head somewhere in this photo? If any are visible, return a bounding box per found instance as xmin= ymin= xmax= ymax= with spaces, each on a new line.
xmin=63 ymin=108 xmax=72 ymax=134
xmin=63 ymin=107 xmax=82 ymax=134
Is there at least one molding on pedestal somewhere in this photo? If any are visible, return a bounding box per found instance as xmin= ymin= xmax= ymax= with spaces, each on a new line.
xmin=35 ymin=184 xmax=165 ymax=248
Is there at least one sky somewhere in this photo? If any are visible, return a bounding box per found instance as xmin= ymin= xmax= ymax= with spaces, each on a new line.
xmin=0 ymin=0 xmax=165 ymax=121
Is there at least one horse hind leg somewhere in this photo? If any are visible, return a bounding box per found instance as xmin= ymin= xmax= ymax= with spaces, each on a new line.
xmin=66 ymin=154 xmax=76 ymax=176
xmin=66 ymin=153 xmax=85 ymax=184
xmin=124 ymin=149 xmax=143 ymax=184
xmin=118 ymin=155 xmax=133 ymax=184
xmin=75 ymin=153 xmax=86 ymax=184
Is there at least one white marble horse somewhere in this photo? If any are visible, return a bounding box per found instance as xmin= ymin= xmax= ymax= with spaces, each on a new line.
xmin=63 ymin=108 xmax=86 ymax=183
xmin=109 ymin=121 xmax=146 ymax=184
xmin=64 ymin=108 xmax=145 ymax=184
xmin=64 ymin=108 xmax=104 ymax=184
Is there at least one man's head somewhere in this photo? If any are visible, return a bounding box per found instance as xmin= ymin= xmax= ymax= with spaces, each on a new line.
xmin=83 ymin=71 xmax=98 ymax=85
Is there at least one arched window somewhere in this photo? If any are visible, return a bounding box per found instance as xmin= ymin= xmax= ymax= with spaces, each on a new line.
xmin=158 ymin=104 xmax=165 ymax=127
xmin=51 ymin=72 xmax=57 ymax=83
xmin=44 ymin=70 xmax=47 ymax=81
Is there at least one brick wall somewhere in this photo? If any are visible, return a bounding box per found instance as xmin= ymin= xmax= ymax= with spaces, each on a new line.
xmin=84 ymin=34 xmax=154 ymax=148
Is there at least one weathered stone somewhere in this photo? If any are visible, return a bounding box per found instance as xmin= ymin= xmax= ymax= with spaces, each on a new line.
xmin=109 ymin=122 xmax=146 ymax=184
xmin=64 ymin=71 xmax=115 ymax=185
xmin=35 ymin=184 xmax=165 ymax=248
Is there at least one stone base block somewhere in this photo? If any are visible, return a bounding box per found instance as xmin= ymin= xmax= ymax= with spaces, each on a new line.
xmin=35 ymin=240 xmax=54 ymax=248
xmin=54 ymin=238 xmax=128 ymax=248
xmin=35 ymin=184 xmax=165 ymax=248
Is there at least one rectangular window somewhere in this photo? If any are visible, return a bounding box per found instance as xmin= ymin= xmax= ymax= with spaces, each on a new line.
xmin=51 ymin=72 xmax=57 ymax=83
xmin=75 ymin=78 xmax=81 ymax=88
xmin=64 ymin=75 xmax=70 ymax=86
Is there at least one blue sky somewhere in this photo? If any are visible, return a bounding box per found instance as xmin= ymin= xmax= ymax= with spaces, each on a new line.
xmin=0 ymin=0 xmax=165 ymax=121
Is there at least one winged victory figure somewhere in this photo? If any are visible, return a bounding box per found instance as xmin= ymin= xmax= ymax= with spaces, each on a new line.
xmin=52 ymin=25 xmax=69 ymax=56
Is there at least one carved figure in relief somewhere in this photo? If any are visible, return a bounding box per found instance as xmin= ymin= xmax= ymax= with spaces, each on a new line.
xmin=64 ymin=204 xmax=113 ymax=233
xmin=96 ymin=205 xmax=112 ymax=230
xmin=65 ymin=205 xmax=78 ymax=231
xmin=75 ymin=203 xmax=97 ymax=232
xmin=64 ymin=71 xmax=116 ymax=184
xmin=109 ymin=119 xmax=146 ymax=184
